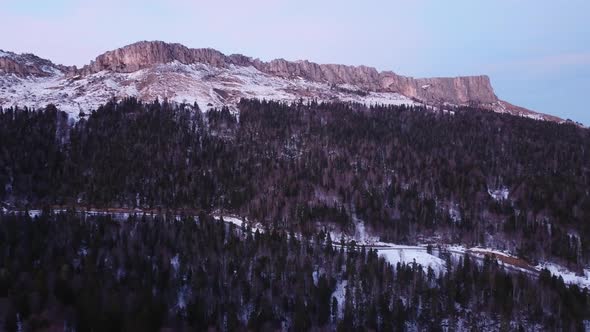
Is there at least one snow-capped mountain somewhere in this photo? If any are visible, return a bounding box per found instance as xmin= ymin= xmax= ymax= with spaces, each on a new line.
xmin=0 ymin=41 xmax=562 ymax=121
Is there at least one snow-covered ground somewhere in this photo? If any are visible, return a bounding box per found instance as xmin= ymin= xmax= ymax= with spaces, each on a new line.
xmin=467 ymin=246 xmax=518 ymax=259
xmin=537 ymin=262 xmax=590 ymax=289
xmin=331 ymin=280 xmax=348 ymax=319
xmin=213 ymin=214 xmax=265 ymax=233
xmin=170 ymin=254 xmax=180 ymax=275
xmin=0 ymin=61 xmax=418 ymax=120
xmin=331 ymin=224 xmax=590 ymax=289
xmin=378 ymin=246 xmax=446 ymax=274
xmin=487 ymin=187 xmax=509 ymax=201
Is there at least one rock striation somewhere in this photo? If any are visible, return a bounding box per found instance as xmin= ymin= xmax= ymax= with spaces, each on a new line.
xmin=79 ymin=41 xmax=498 ymax=106
xmin=80 ymin=41 xmax=228 ymax=74
xmin=0 ymin=51 xmax=72 ymax=77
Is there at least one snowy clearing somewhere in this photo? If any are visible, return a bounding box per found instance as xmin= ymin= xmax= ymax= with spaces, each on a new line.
xmin=378 ymin=247 xmax=446 ymax=274
xmin=537 ymin=262 xmax=590 ymax=289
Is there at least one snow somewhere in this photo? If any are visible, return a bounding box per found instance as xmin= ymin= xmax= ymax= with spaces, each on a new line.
xmin=16 ymin=313 xmax=22 ymax=332
xmin=104 ymin=78 xmax=119 ymax=90
xmin=448 ymin=246 xmax=590 ymax=287
xmin=331 ymin=280 xmax=347 ymax=319
xmin=537 ymin=262 xmax=590 ymax=289
xmin=0 ymin=61 xmax=418 ymax=120
xmin=488 ymin=187 xmax=509 ymax=201
xmin=468 ymin=247 xmax=517 ymax=259
xmin=213 ymin=214 xmax=264 ymax=233
xmin=312 ymin=271 xmax=319 ymax=286
xmin=378 ymin=246 xmax=446 ymax=274
xmin=23 ymin=210 xmax=42 ymax=218
xmin=78 ymin=246 xmax=88 ymax=257
xmin=175 ymin=285 xmax=191 ymax=311
xmin=327 ymin=223 xmax=380 ymax=246
xmin=170 ymin=254 xmax=180 ymax=274
xmin=448 ymin=204 xmax=462 ymax=223
xmin=524 ymin=113 xmax=544 ymax=121
xmin=10 ymin=206 xmax=590 ymax=291
xmin=348 ymin=220 xmax=380 ymax=245
xmin=214 ymin=215 xmax=244 ymax=227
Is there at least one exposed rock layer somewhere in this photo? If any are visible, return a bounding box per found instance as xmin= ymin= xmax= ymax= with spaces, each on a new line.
xmin=0 ymin=51 xmax=72 ymax=77
xmin=79 ymin=41 xmax=498 ymax=105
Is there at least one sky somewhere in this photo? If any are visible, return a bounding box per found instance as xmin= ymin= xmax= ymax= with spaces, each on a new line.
xmin=1 ymin=0 xmax=588 ymax=124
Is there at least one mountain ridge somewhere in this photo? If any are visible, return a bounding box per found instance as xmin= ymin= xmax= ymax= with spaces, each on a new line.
xmin=0 ymin=40 xmax=563 ymax=122
xmin=78 ymin=41 xmax=499 ymax=106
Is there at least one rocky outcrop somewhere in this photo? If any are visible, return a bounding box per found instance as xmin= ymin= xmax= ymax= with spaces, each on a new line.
xmin=382 ymin=73 xmax=498 ymax=105
xmin=80 ymin=41 xmax=228 ymax=74
xmin=79 ymin=41 xmax=499 ymax=106
xmin=0 ymin=51 xmax=70 ymax=77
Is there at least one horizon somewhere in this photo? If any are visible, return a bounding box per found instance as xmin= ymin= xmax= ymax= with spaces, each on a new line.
xmin=1 ymin=0 xmax=588 ymax=124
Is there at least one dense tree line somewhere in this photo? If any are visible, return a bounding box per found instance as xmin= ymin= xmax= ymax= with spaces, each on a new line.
xmin=0 ymin=212 xmax=588 ymax=331
xmin=0 ymin=98 xmax=589 ymax=269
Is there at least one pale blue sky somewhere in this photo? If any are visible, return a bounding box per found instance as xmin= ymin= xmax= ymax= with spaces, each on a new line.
xmin=1 ymin=0 xmax=588 ymax=124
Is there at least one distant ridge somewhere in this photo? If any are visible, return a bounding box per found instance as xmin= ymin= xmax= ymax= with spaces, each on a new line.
xmin=0 ymin=41 xmax=563 ymax=123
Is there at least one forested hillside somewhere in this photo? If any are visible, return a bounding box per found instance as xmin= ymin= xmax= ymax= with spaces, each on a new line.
xmin=0 ymin=212 xmax=588 ymax=331
xmin=1 ymin=98 xmax=589 ymax=268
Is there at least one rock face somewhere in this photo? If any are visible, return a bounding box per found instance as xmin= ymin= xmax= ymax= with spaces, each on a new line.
xmin=381 ymin=73 xmax=497 ymax=105
xmin=80 ymin=41 xmax=228 ymax=74
xmin=0 ymin=51 xmax=70 ymax=77
xmin=79 ymin=41 xmax=498 ymax=106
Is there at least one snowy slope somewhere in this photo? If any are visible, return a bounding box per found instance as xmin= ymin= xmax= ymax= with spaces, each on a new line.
xmin=378 ymin=247 xmax=446 ymax=274
xmin=0 ymin=61 xmax=417 ymax=119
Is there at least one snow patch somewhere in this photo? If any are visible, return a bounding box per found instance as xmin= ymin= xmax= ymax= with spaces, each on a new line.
xmin=0 ymin=61 xmax=418 ymax=120
xmin=331 ymin=280 xmax=347 ymax=319
xmin=175 ymin=284 xmax=191 ymax=311
xmin=488 ymin=187 xmax=509 ymax=201
xmin=213 ymin=214 xmax=264 ymax=233
xmin=537 ymin=262 xmax=590 ymax=289
xmin=170 ymin=254 xmax=180 ymax=274
xmin=449 ymin=204 xmax=462 ymax=223
xmin=468 ymin=247 xmax=516 ymax=259
xmin=378 ymin=246 xmax=446 ymax=274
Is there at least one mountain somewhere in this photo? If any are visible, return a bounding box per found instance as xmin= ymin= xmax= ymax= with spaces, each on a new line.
xmin=0 ymin=40 xmax=562 ymax=121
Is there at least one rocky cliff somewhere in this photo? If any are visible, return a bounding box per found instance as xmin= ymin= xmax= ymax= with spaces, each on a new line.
xmin=80 ymin=41 xmax=228 ymax=74
xmin=0 ymin=50 xmax=70 ymax=77
xmin=79 ymin=41 xmax=498 ymax=106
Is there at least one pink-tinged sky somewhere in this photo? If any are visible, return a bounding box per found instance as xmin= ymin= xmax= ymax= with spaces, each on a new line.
xmin=1 ymin=0 xmax=589 ymax=124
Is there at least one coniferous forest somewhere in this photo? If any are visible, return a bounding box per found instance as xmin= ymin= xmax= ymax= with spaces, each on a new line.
xmin=1 ymin=98 xmax=590 ymax=330
xmin=0 ymin=212 xmax=588 ymax=331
